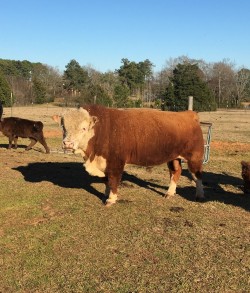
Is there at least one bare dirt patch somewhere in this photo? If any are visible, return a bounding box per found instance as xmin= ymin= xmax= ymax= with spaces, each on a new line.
xmin=44 ymin=129 xmax=61 ymax=138
xmin=211 ymin=141 xmax=250 ymax=151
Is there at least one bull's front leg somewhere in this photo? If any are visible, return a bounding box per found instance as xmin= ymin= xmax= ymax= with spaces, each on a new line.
xmin=105 ymin=173 xmax=123 ymax=207
xmin=105 ymin=163 xmax=125 ymax=207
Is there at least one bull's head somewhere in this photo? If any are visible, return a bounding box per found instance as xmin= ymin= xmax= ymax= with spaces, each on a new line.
xmin=53 ymin=108 xmax=98 ymax=152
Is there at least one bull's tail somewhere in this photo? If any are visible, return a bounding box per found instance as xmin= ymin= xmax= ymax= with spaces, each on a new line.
xmin=33 ymin=121 xmax=44 ymax=132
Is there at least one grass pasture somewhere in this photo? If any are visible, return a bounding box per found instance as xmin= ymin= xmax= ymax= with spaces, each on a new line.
xmin=0 ymin=106 xmax=250 ymax=293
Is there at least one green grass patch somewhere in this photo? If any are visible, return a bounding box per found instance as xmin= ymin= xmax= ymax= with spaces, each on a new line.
xmin=0 ymin=107 xmax=249 ymax=292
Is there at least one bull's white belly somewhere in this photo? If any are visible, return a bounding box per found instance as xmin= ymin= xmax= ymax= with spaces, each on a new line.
xmin=84 ymin=155 xmax=107 ymax=177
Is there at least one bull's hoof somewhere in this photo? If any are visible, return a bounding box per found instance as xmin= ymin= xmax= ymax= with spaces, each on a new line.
xmin=164 ymin=192 xmax=175 ymax=198
xmin=105 ymin=201 xmax=116 ymax=207
xmin=195 ymin=196 xmax=205 ymax=202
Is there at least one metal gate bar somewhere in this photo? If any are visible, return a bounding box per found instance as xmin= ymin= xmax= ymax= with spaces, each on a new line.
xmin=200 ymin=122 xmax=213 ymax=164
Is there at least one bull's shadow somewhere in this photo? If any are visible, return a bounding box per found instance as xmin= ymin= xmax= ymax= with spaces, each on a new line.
xmin=13 ymin=162 xmax=249 ymax=211
xmin=122 ymin=169 xmax=249 ymax=211
xmin=180 ymin=169 xmax=250 ymax=211
xmin=13 ymin=162 xmax=106 ymax=203
xmin=13 ymin=162 xmax=168 ymax=203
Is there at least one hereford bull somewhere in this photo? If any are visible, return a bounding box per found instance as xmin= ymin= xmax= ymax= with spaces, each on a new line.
xmin=53 ymin=104 xmax=205 ymax=206
xmin=241 ymin=161 xmax=250 ymax=194
xmin=0 ymin=117 xmax=50 ymax=153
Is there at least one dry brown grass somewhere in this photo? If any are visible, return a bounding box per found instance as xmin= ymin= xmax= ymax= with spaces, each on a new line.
xmin=0 ymin=106 xmax=249 ymax=293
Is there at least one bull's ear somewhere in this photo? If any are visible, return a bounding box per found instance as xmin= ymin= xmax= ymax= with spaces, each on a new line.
xmin=89 ymin=116 xmax=98 ymax=129
xmin=52 ymin=115 xmax=61 ymax=124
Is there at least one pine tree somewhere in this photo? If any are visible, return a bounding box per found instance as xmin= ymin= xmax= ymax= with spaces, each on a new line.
xmin=63 ymin=59 xmax=89 ymax=92
xmin=0 ymin=70 xmax=12 ymax=106
xmin=163 ymin=63 xmax=216 ymax=111
xmin=33 ymin=78 xmax=46 ymax=104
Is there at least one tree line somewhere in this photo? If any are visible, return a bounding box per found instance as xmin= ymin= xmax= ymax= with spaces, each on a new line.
xmin=0 ymin=56 xmax=250 ymax=110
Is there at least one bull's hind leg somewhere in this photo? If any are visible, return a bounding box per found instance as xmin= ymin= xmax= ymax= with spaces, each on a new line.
xmin=165 ymin=159 xmax=182 ymax=198
xmin=187 ymin=159 xmax=204 ymax=201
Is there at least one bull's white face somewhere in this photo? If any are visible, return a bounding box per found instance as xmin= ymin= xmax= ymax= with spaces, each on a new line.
xmin=60 ymin=108 xmax=98 ymax=152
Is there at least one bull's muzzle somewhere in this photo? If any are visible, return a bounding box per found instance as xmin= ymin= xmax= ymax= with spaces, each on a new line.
xmin=62 ymin=140 xmax=74 ymax=150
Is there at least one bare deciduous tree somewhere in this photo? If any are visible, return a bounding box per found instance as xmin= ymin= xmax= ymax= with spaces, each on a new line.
xmin=235 ymin=68 xmax=250 ymax=104
xmin=209 ymin=60 xmax=236 ymax=107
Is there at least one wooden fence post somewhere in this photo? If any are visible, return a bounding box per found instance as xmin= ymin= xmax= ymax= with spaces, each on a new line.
xmin=188 ymin=96 xmax=193 ymax=110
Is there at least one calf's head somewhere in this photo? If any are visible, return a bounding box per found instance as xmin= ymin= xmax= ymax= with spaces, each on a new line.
xmin=53 ymin=108 xmax=98 ymax=152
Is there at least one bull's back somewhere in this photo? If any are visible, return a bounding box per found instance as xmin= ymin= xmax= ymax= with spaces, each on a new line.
xmin=120 ymin=110 xmax=203 ymax=164
xmin=86 ymin=105 xmax=203 ymax=165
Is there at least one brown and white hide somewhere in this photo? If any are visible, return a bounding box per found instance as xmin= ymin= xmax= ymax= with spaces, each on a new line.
xmin=53 ymin=105 xmax=205 ymax=206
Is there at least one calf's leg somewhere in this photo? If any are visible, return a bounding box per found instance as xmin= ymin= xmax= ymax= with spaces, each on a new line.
xmin=38 ymin=135 xmax=50 ymax=153
xmin=8 ymin=135 xmax=14 ymax=149
xmin=26 ymin=138 xmax=37 ymax=151
xmin=13 ymin=136 xmax=18 ymax=149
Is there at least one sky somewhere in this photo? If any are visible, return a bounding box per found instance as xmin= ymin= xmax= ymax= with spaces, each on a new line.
xmin=1 ymin=0 xmax=250 ymax=73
